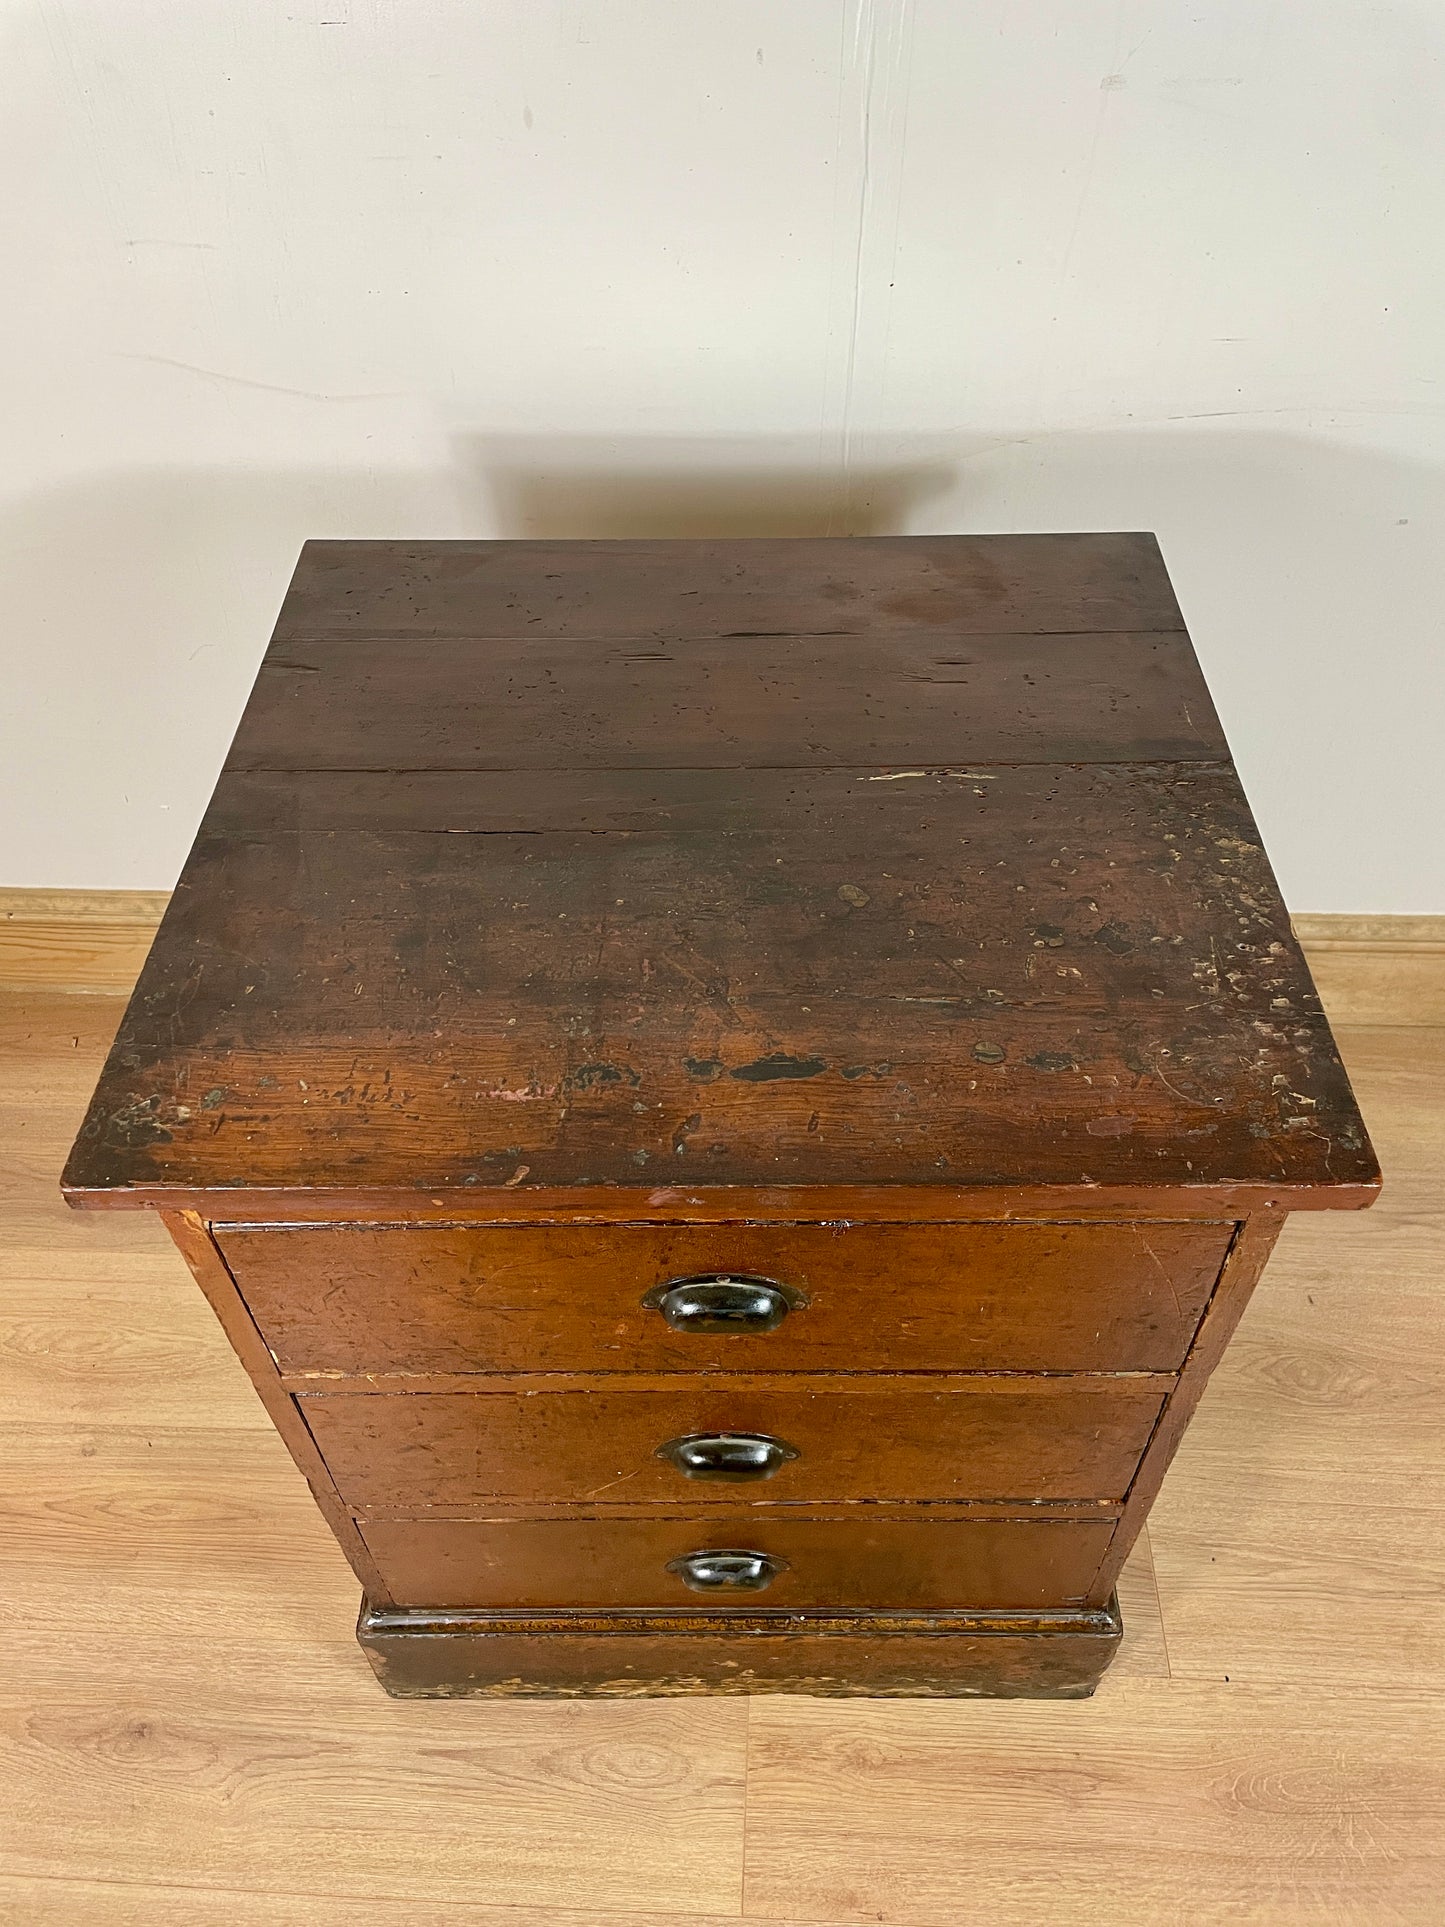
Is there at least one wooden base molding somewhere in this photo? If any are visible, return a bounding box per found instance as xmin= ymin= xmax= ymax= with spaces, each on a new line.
xmin=356 ymin=1597 xmax=1124 ymax=1699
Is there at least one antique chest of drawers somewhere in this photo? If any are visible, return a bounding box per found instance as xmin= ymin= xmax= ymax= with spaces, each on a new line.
xmin=63 ymin=534 xmax=1379 ymax=1697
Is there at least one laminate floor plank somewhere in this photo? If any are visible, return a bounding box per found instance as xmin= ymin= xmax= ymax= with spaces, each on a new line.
xmin=0 ymin=1283 xmax=264 ymax=1426
xmin=0 ymin=1682 xmax=748 ymax=1917
xmin=741 ymin=1680 xmax=1445 ymax=1925
xmin=0 ymin=1879 xmax=849 ymax=1927
xmin=1148 ymin=1486 xmax=1445 ymax=1690
xmin=1110 ymin=1525 xmax=1168 ymax=1679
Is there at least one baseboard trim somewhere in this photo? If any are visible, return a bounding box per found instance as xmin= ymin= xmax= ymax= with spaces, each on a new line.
xmin=1290 ymin=914 xmax=1445 ymax=951
xmin=0 ymin=889 xmax=172 ymax=923
xmin=2 ymin=891 xmax=1443 ymax=1023
xmin=1288 ymin=914 xmax=1445 ymax=1026
xmin=0 ymin=888 xmax=169 ymax=993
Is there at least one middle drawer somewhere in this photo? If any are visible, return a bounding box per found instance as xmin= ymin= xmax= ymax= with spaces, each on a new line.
xmin=299 ymin=1376 xmax=1167 ymax=1511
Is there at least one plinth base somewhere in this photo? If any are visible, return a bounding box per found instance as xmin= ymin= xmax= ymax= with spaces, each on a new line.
xmin=357 ymin=1597 xmax=1123 ymax=1699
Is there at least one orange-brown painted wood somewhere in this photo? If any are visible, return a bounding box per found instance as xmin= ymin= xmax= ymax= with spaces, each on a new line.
xmin=299 ymin=1375 xmax=1168 ymax=1512
xmin=356 ymin=1513 xmax=1118 ymax=1611
xmin=218 ymin=1219 xmax=1234 ymax=1378
xmin=63 ymin=1180 xmax=1375 ymax=1219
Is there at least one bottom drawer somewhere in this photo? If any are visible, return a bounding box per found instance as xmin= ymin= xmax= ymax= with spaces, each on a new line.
xmin=359 ymin=1515 xmax=1115 ymax=1612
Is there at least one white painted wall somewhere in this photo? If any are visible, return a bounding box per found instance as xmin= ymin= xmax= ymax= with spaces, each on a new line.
xmin=4 ymin=0 xmax=1442 ymax=909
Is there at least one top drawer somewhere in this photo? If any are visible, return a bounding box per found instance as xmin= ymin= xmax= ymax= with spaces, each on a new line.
xmin=216 ymin=1220 xmax=1232 ymax=1376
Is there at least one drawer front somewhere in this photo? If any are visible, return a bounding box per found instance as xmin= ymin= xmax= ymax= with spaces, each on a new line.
xmin=220 ymin=1220 xmax=1232 ymax=1375
xmin=300 ymin=1377 xmax=1166 ymax=1509
xmin=359 ymin=1514 xmax=1116 ymax=1611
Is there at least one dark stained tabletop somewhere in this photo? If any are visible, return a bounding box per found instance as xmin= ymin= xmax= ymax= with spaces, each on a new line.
xmin=64 ymin=535 xmax=1379 ymax=1212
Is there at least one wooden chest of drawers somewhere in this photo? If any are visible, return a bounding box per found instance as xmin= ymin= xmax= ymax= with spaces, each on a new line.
xmin=63 ymin=533 xmax=1379 ymax=1697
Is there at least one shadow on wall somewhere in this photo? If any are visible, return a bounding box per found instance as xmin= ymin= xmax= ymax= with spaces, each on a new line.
xmin=3 ymin=428 xmax=1442 ymax=903
xmin=458 ymin=433 xmax=960 ymax=538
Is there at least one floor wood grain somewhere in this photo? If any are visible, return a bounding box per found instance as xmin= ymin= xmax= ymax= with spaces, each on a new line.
xmin=742 ymin=1680 xmax=1442 ymax=1925
xmin=2 ymin=980 xmax=1442 ymax=1923
xmin=0 ymin=1884 xmax=852 ymax=1927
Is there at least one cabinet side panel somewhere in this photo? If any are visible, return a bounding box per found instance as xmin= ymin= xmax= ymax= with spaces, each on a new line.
xmin=160 ymin=1208 xmax=392 ymax=1605
xmin=1084 ymin=1214 xmax=1283 ymax=1605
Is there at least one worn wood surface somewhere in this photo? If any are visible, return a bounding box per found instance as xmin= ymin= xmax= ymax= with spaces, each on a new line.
xmin=302 ymin=1376 xmax=1165 ymax=1512
xmin=63 ymin=761 xmax=1374 ymax=1201
xmin=357 ymin=1600 xmax=1123 ymax=1700
xmin=266 ymin=534 xmax=1190 ymax=641
xmin=6 ymin=981 xmax=1442 ymax=1918
xmin=57 ymin=1178 xmax=1362 ymax=1221
xmin=226 ymin=630 xmax=1225 ymax=770
xmin=63 ymin=535 xmax=1375 ymax=1209
xmin=218 ymin=1219 xmax=1231 ymax=1376
xmin=12 ymin=887 xmax=1440 ymax=1031
xmin=355 ymin=1515 xmax=1119 ymax=1612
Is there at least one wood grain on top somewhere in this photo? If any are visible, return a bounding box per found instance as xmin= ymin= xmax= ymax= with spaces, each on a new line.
xmin=271 ymin=534 xmax=1188 ymax=641
xmin=63 ymin=535 xmax=1378 ymax=1208
xmin=228 ymin=630 xmax=1225 ymax=771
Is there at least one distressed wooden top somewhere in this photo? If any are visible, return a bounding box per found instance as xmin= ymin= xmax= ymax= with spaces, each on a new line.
xmin=64 ymin=535 xmax=1379 ymax=1213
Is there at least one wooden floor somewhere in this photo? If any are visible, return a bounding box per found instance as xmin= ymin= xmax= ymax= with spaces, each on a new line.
xmin=2 ymin=968 xmax=1443 ymax=1923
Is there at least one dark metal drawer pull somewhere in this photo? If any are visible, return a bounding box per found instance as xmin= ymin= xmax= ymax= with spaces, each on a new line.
xmin=656 ymin=1431 xmax=799 ymax=1482
xmin=666 ymin=1548 xmax=788 ymax=1592
xmin=641 ymin=1273 xmax=805 ymax=1334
